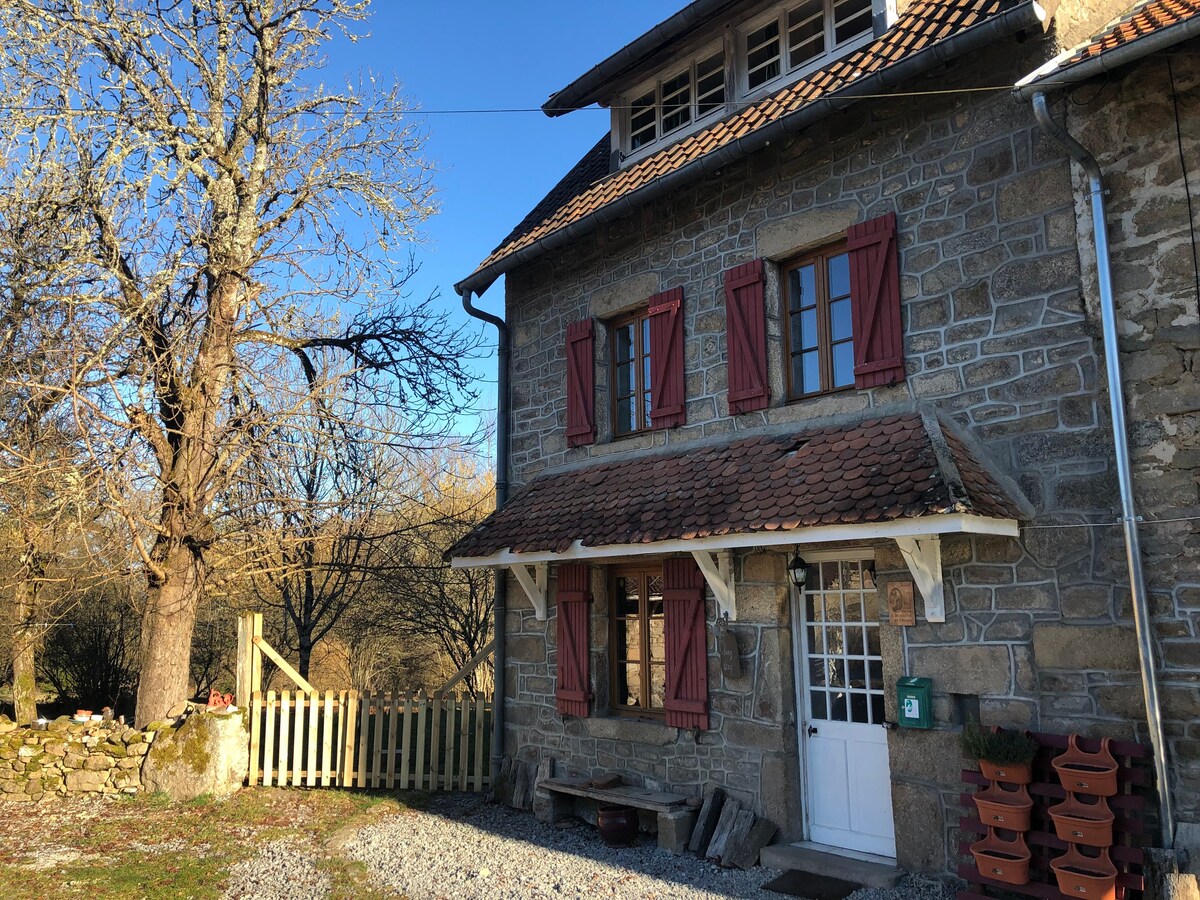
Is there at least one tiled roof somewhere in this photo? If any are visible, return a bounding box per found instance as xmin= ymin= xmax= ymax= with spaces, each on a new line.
xmin=459 ymin=0 xmax=1029 ymax=292
xmin=1061 ymin=0 xmax=1200 ymax=67
xmin=1017 ymin=0 xmax=1200 ymax=88
xmin=448 ymin=412 xmax=1023 ymax=560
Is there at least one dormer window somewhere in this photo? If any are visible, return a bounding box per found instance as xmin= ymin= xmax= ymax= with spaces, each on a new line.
xmin=744 ymin=0 xmax=875 ymax=93
xmin=624 ymin=50 xmax=726 ymax=156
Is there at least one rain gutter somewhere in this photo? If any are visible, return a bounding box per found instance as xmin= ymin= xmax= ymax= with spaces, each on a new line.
xmin=456 ymin=0 xmax=1048 ymax=298
xmin=458 ymin=288 xmax=510 ymax=781
xmin=1030 ymin=91 xmax=1175 ymax=849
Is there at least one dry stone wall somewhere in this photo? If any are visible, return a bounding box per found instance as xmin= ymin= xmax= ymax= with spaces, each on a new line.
xmin=0 ymin=715 xmax=152 ymax=802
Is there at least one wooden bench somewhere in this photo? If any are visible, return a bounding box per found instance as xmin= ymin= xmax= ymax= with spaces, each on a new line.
xmin=535 ymin=777 xmax=697 ymax=854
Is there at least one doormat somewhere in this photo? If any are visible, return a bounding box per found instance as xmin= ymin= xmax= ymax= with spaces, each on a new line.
xmin=762 ymin=870 xmax=861 ymax=899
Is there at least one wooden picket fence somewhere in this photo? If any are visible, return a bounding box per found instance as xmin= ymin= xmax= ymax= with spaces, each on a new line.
xmin=247 ymin=688 xmax=492 ymax=791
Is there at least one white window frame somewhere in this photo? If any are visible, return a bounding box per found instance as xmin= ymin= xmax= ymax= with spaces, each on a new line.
xmin=737 ymin=0 xmax=882 ymax=100
xmin=618 ymin=43 xmax=727 ymax=165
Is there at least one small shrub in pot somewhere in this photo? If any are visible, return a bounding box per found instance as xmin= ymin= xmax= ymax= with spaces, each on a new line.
xmin=961 ymin=723 xmax=1038 ymax=784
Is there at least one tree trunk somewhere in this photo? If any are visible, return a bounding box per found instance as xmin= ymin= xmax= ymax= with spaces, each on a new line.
xmin=298 ymin=636 xmax=312 ymax=681
xmin=135 ymin=545 xmax=205 ymax=726
xmin=11 ymin=577 xmax=38 ymax=725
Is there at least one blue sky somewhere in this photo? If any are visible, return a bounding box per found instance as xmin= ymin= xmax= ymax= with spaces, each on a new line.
xmin=322 ymin=2 xmax=684 ymax=428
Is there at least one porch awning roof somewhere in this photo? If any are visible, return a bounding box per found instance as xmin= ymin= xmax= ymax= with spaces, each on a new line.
xmin=449 ymin=411 xmax=1025 ymax=568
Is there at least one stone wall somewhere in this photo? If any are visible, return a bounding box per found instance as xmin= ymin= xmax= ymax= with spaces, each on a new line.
xmin=1063 ymin=43 xmax=1200 ymax=828
xmin=505 ymin=551 xmax=802 ymax=838
xmin=0 ymin=715 xmax=152 ymax=802
xmin=495 ymin=25 xmax=1200 ymax=872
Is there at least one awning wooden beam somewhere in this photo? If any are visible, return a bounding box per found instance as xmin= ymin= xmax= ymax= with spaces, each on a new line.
xmin=690 ymin=550 xmax=736 ymax=621
xmin=894 ymin=534 xmax=945 ymax=623
xmin=507 ymin=562 xmax=548 ymax=620
xmin=449 ymin=513 xmax=1016 ymax=569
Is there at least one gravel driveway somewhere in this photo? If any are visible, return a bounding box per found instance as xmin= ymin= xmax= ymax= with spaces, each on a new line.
xmin=226 ymin=791 xmax=959 ymax=900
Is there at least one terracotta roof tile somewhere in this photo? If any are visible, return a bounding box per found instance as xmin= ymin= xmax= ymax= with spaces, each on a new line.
xmin=1062 ymin=0 xmax=1200 ymax=68
xmin=448 ymin=412 xmax=1023 ymax=560
xmin=462 ymin=0 xmax=1022 ymax=288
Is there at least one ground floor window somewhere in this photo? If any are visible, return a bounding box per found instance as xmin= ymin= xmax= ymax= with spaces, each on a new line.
xmin=610 ymin=565 xmax=665 ymax=713
xmin=802 ymin=557 xmax=884 ymax=725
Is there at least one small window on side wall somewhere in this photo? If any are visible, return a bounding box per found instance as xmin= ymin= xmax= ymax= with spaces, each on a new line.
xmin=785 ymin=243 xmax=855 ymax=398
xmin=610 ymin=311 xmax=652 ymax=436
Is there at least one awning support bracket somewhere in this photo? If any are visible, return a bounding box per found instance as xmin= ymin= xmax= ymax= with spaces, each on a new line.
xmin=508 ymin=562 xmax=548 ymax=621
xmin=691 ymin=550 xmax=736 ymax=621
xmin=894 ymin=534 xmax=944 ymax=623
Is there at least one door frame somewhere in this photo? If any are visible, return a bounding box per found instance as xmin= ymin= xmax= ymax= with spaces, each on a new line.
xmin=789 ymin=547 xmax=895 ymax=858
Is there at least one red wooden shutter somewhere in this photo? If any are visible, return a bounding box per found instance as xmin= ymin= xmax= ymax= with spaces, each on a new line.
xmin=555 ymin=563 xmax=591 ymax=717
xmin=662 ymin=557 xmax=709 ymax=730
xmin=847 ymin=212 xmax=905 ymax=388
xmin=723 ymin=259 xmax=769 ymax=414
xmin=648 ymin=287 xmax=686 ymax=430
xmin=565 ymin=319 xmax=595 ymax=447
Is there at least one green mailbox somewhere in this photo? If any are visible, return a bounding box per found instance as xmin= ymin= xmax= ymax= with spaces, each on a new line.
xmin=896 ymin=676 xmax=933 ymax=729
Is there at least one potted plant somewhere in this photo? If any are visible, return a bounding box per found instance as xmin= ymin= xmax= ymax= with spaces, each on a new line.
xmin=961 ymin=723 xmax=1039 ymax=785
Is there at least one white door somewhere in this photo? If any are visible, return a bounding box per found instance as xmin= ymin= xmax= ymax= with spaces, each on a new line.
xmin=798 ymin=556 xmax=896 ymax=858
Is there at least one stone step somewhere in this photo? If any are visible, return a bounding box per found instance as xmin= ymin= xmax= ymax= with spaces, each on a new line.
xmin=760 ymin=844 xmax=902 ymax=889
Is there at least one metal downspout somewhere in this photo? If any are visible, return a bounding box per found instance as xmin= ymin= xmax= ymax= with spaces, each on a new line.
xmin=1031 ymin=91 xmax=1175 ymax=848
xmin=459 ymin=288 xmax=510 ymax=782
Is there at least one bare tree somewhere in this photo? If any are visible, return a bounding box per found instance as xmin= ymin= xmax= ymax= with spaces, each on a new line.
xmin=0 ymin=1 xmax=475 ymax=724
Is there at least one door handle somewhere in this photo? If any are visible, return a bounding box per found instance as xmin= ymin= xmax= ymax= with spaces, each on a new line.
xmin=806 ymin=724 xmax=819 ymax=737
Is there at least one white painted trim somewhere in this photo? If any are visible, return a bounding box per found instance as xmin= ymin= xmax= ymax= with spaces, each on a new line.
xmin=508 ymin=563 xmax=549 ymax=621
xmin=800 ymin=547 xmax=877 ymax=564
xmin=894 ymin=535 xmax=944 ymax=623
xmin=450 ymin=513 xmax=1017 ymax=569
xmin=691 ymin=550 xmax=737 ymax=620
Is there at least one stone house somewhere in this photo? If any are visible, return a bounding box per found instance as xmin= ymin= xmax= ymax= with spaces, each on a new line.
xmin=449 ymin=0 xmax=1200 ymax=875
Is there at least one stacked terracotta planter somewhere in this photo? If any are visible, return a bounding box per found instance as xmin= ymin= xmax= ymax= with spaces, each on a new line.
xmin=970 ymin=757 xmax=1035 ymax=885
xmin=1049 ymin=736 xmax=1120 ymax=900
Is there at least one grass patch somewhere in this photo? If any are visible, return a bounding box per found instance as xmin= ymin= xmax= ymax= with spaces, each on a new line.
xmin=0 ymin=788 xmax=411 ymax=899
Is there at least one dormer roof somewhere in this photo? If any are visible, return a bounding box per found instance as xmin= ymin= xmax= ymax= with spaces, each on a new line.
xmin=542 ymin=0 xmax=744 ymax=116
xmin=455 ymin=0 xmax=1049 ymax=298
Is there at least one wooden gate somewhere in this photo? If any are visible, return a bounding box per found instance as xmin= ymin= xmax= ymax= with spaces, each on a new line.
xmin=237 ymin=614 xmax=494 ymax=792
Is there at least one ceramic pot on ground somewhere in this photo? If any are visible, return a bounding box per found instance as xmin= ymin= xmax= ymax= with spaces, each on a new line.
xmin=597 ymin=805 xmax=638 ymax=847
xmin=970 ymin=829 xmax=1031 ymax=885
xmin=1051 ymin=844 xmax=1118 ymax=900
xmin=1054 ymin=735 xmax=1119 ymax=797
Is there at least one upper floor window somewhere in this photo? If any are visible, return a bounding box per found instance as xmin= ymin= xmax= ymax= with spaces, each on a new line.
xmin=785 ymin=243 xmax=855 ymax=398
xmin=625 ymin=50 xmax=726 ymax=155
xmin=745 ymin=0 xmax=874 ymax=92
xmin=611 ymin=310 xmax=652 ymax=435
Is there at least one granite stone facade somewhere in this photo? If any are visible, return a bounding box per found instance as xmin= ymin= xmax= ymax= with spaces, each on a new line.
xmin=493 ymin=27 xmax=1200 ymax=872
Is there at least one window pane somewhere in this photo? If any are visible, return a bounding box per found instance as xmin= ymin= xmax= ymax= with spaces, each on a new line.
xmin=810 ymin=691 xmax=828 ymax=720
xmin=622 ymin=663 xmax=642 ymax=707
xmin=788 ymin=0 xmax=826 ymax=69
xmin=832 ymin=341 xmax=855 ymax=388
xmin=863 ymin=561 xmax=877 ymax=589
xmin=615 ymin=358 xmax=634 ymax=398
xmin=867 ymin=626 xmax=881 ymax=658
xmin=849 ymin=659 xmax=866 ymax=689
xmin=868 ymin=660 xmax=883 ymax=690
xmin=809 ymin=657 xmax=827 ymax=687
xmin=834 ymin=0 xmax=873 ymax=44
xmin=615 ymin=576 xmax=639 ymax=616
xmin=622 ymin=618 xmax=640 ymax=661
xmin=824 ymin=626 xmax=843 ymax=657
xmin=864 ymin=586 xmax=879 ymax=623
xmin=870 ymin=693 xmax=886 ymax=725
xmin=789 ymin=263 xmax=817 ymax=311
xmin=800 ymin=308 xmax=818 ymax=350
xmin=829 ymin=692 xmax=849 ymax=721
xmin=630 ymin=91 xmax=657 ymax=150
xmin=802 ymin=350 xmax=821 ymax=393
xmin=614 ymin=322 xmax=635 ymax=364
xmin=696 ymin=52 xmax=725 ymax=116
xmin=650 ymin=664 xmax=666 ymax=709
xmin=616 ymin=396 xmax=635 ymax=435
xmin=807 ymin=625 xmax=823 ymax=654
xmin=826 ymin=657 xmax=845 ymax=688
xmin=649 ymin=615 xmax=665 ymax=664
xmin=746 ymin=20 xmax=781 ymax=89
xmin=661 ymin=70 xmax=692 ymax=134
xmin=822 ymin=561 xmax=841 ymax=592
xmin=830 ymin=297 xmax=852 ymax=342
xmin=850 ymin=692 xmax=870 ymax=723
xmin=828 ymin=252 xmax=850 ymax=298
